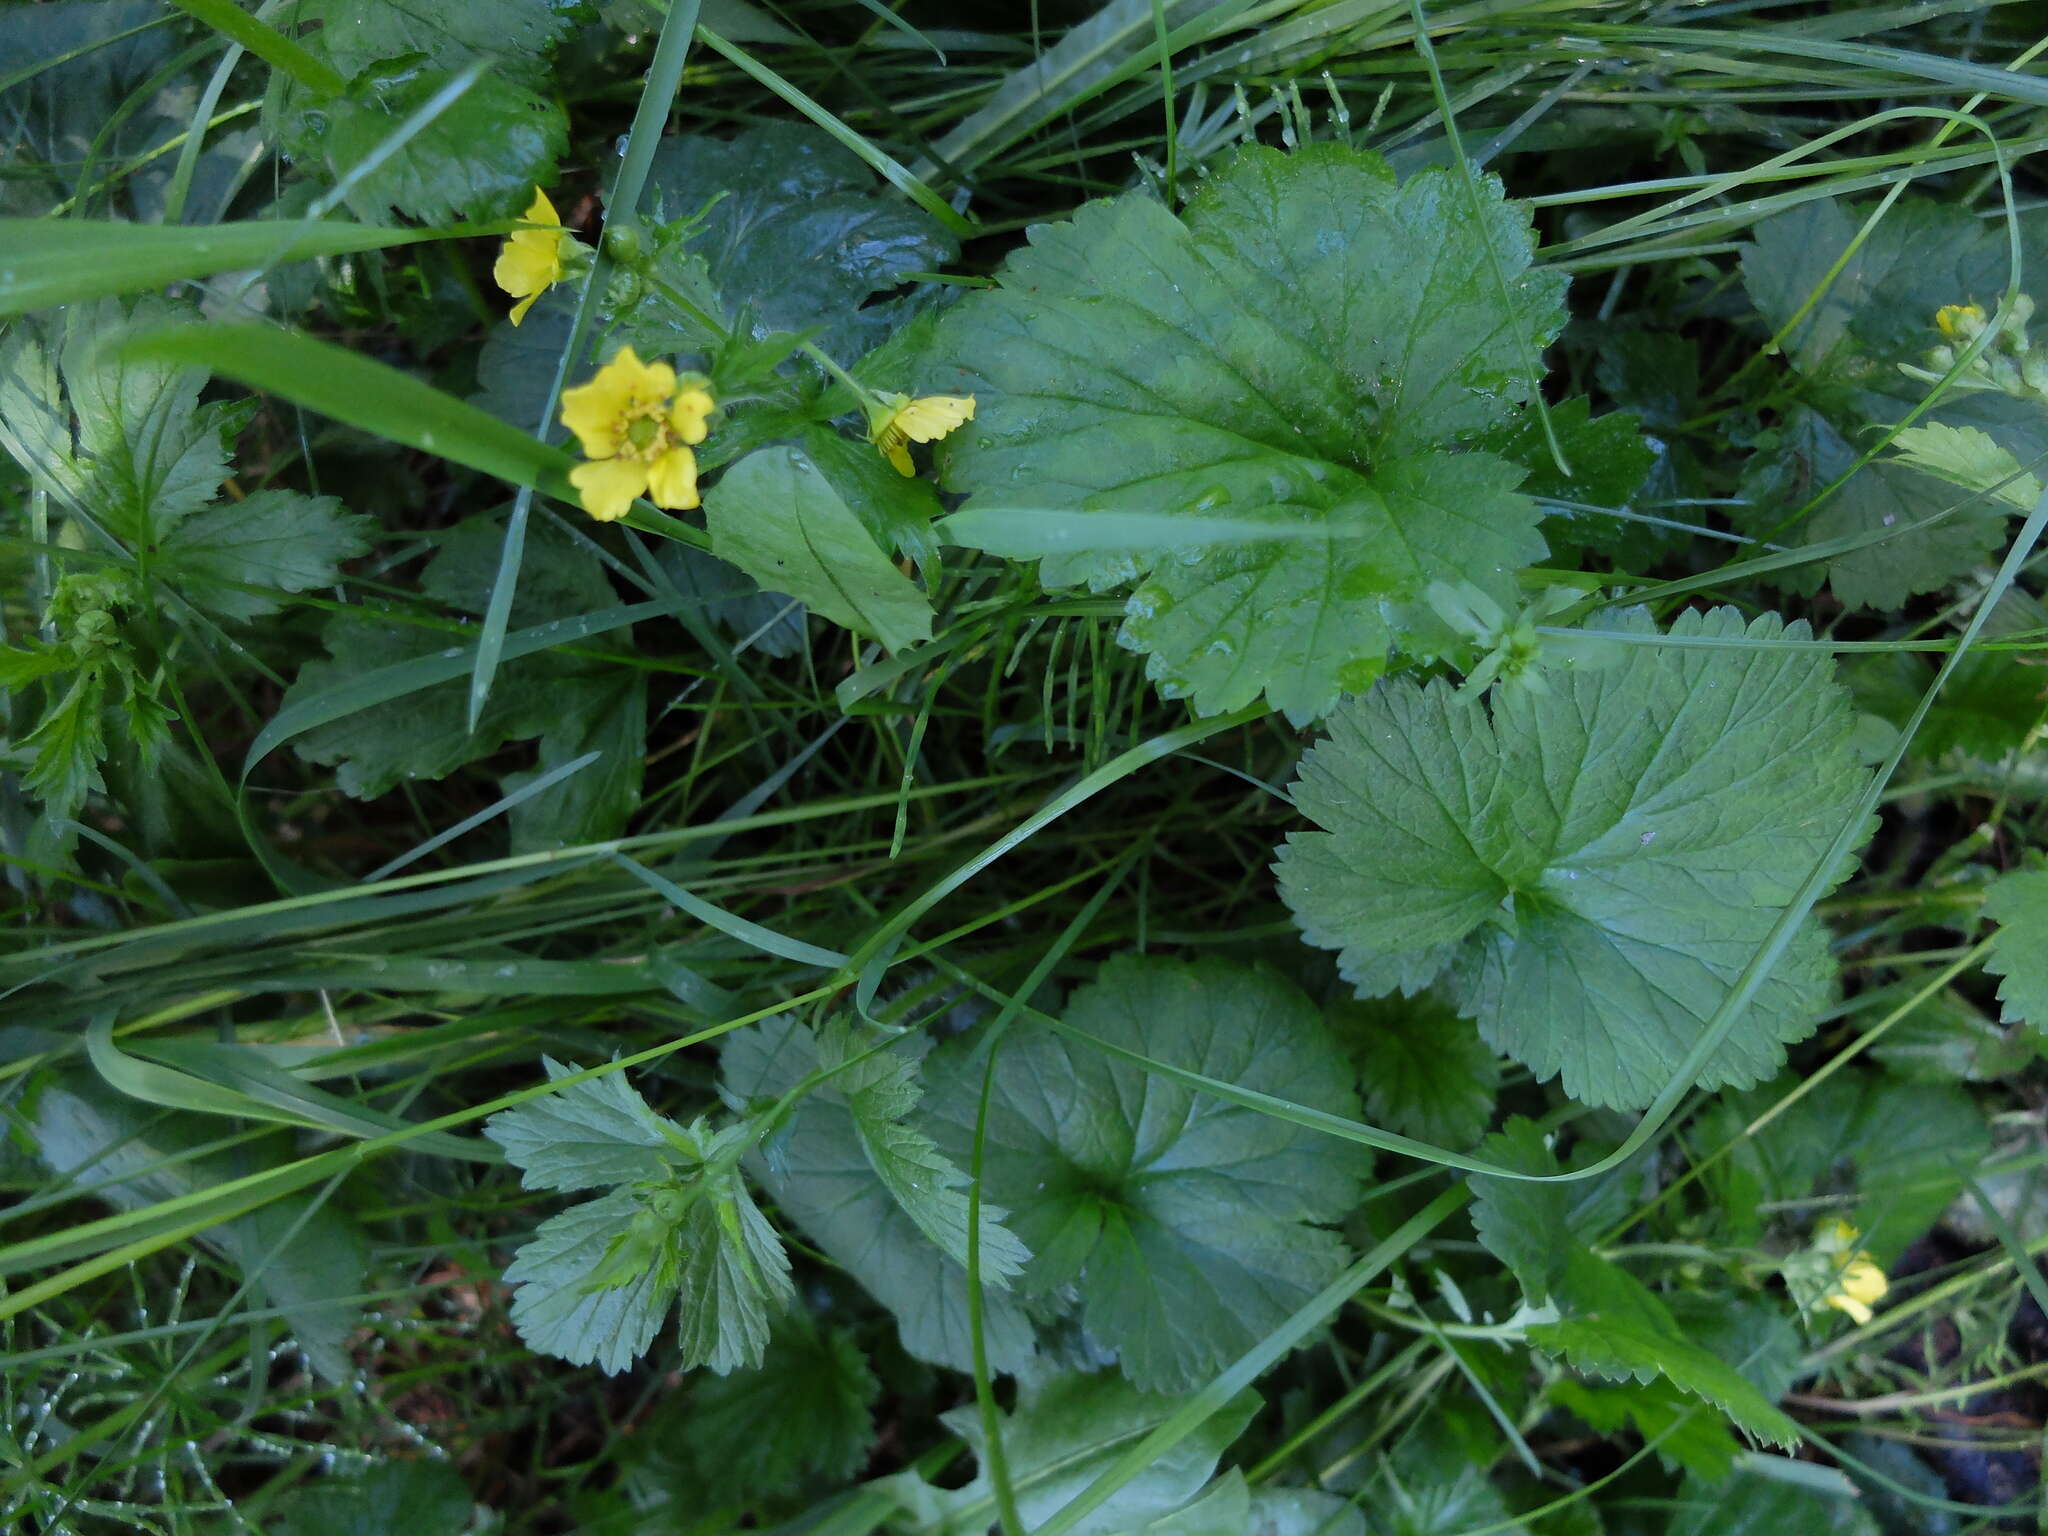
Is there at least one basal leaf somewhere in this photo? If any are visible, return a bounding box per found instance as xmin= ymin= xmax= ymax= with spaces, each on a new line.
xmin=1665 ymin=1469 xmax=1881 ymax=1536
xmin=1737 ymin=407 xmax=2004 ymax=611
xmin=717 ymin=1015 xmax=1038 ymax=1374
xmin=159 ymin=490 xmax=374 ymax=622
xmin=277 ymin=0 xmax=567 ymax=83
xmin=1527 ymin=1249 xmax=1801 ymax=1450
xmin=1330 ymin=989 xmax=1499 ymax=1150
xmin=1549 ymin=1378 xmax=1741 ymax=1481
xmin=679 ymin=1317 xmax=879 ymax=1501
xmin=1468 ymin=1119 xmax=1610 ymax=1306
xmin=705 ymin=444 xmax=934 ymax=652
xmin=272 ymin=1460 xmax=474 ymax=1536
xmin=1983 ymin=867 xmax=2048 ymax=1034
xmin=671 ymin=1151 xmax=794 ymax=1376
xmin=925 ymin=142 xmax=1567 ymax=720
xmin=1278 ymin=606 xmax=1871 ymax=1111
xmin=483 ymin=1058 xmax=681 ymax=1193
xmin=893 ymin=1371 xmax=1259 ymax=1536
xmin=924 ymin=956 xmax=1369 ymax=1391
xmin=641 ymin=122 xmax=957 ymax=361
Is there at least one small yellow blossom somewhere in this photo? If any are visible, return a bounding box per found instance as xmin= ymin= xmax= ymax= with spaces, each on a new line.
xmin=559 ymin=347 xmax=715 ymax=522
xmin=1935 ymin=302 xmax=1986 ymax=342
xmin=1815 ymin=1218 xmax=1888 ymax=1327
xmin=866 ymin=392 xmax=976 ymax=476
xmin=494 ymin=186 xmax=570 ymax=327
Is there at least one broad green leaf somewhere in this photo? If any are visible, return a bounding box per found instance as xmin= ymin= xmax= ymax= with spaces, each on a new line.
xmin=1242 ymin=1489 xmax=1368 ymax=1536
xmin=705 ymin=445 xmax=934 ymax=652
xmin=1526 ymin=1249 xmax=1801 ymax=1450
xmin=484 ymin=1058 xmax=681 ymax=1192
xmin=1483 ymin=397 xmax=1659 ymax=566
xmin=924 ymin=956 xmax=1370 ymax=1391
xmin=286 ymin=516 xmax=643 ymax=832
xmin=272 ymin=1460 xmax=474 ymax=1536
xmin=1665 ymin=1468 xmax=1881 ymax=1536
xmin=1983 ymin=867 xmax=2048 ymax=1033
xmin=0 ymin=218 xmax=451 ymax=316
xmin=671 ymin=1142 xmax=796 ymax=1376
xmin=266 ymin=0 xmax=568 ymax=224
xmin=31 ymin=1073 xmax=369 ymax=1382
xmin=502 ymin=1185 xmax=681 ymax=1374
xmin=1737 ymin=196 xmax=2046 ymax=607
xmin=159 ymin=490 xmax=374 ymax=622
xmin=1737 ymin=407 xmax=2004 ymax=611
xmin=1690 ymin=1071 xmax=1988 ymax=1263
xmin=640 ymin=122 xmax=957 ymax=361
xmin=655 ymin=544 xmax=806 ymax=658
xmin=678 ymin=1317 xmax=879 ymax=1502
xmin=926 ymin=142 xmax=1566 ymax=720
xmin=718 ymin=1015 xmax=1037 ymax=1374
xmin=1330 ymin=990 xmax=1499 ymax=1150
xmin=1278 ymin=606 xmax=1871 ymax=1111
xmin=890 ymin=1371 xmax=1260 ymax=1536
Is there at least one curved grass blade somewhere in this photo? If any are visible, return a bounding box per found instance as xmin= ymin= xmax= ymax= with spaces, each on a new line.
xmin=0 ymin=218 xmax=460 ymax=316
xmin=116 ymin=321 xmax=580 ymax=502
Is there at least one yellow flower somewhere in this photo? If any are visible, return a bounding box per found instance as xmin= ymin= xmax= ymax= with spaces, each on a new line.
xmin=494 ymin=186 xmax=569 ymax=327
xmin=559 ymin=348 xmax=715 ymax=522
xmin=1936 ymin=302 xmax=1986 ymax=342
xmin=866 ymin=392 xmax=976 ymax=476
xmin=1815 ymin=1218 xmax=1888 ymax=1326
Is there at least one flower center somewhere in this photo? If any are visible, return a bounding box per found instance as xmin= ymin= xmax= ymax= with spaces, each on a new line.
xmin=625 ymin=414 xmax=662 ymax=453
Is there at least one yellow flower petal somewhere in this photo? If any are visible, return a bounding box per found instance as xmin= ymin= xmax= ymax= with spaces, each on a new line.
xmin=493 ymin=187 xmax=569 ymax=327
xmin=524 ymin=185 xmax=560 ymax=228
xmin=880 ymin=431 xmax=914 ymax=477
xmin=670 ymin=385 xmax=715 ymax=447
xmin=561 ymin=347 xmax=669 ymax=457
xmin=569 ymin=457 xmax=648 ymax=522
xmin=645 ymin=446 xmax=700 ymax=511
xmin=894 ymin=394 xmax=976 ymax=444
xmin=1936 ymin=303 xmax=1985 ymax=340
xmin=1823 ymin=1290 xmax=1874 ymax=1326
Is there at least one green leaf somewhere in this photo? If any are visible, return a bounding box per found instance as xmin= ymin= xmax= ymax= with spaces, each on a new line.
xmin=286 ymin=515 xmax=639 ymax=810
xmin=1242 ymin=1489 xmax=1368 ymax=1536
xmin=924 ymin=956 xmax=1370 ymax=1391
xmin=1890 ymin=421 xmax=2042 ymax=508
xmin=718 ymin=1015 xmax=1037 ymax=1374
xmin=159 ymin=490 xmax=374 ymax=622
xmin=670 ymin=1136 xmax=796 ymax=1376
xmin=1691 ymin=1071 xmax=1988 ymax=1263
xmin=927 ymin=142 xmax=1566 ymax=720
xmin=1664 ymin=1468 xmax=1881 ymax=1536
xmin=1481 ymin=397 xmax=1658 ymax=564
xmin=1841 ymin=586 xmax=2048 ymax=763
xmin=815 ymin=1020 xmax=1028 ymax=1281
xmin=1526 ymin=1249 xmax=1801 ymax=1450
xmin=1857 ymin=982 xmax=2027 ymax=1082
xmin=1278 ymin=606 xmax=1871 ymax=1111
xmin=272 ymin=1460 xmax=474 ymax=1536
xmin=705 ymin=444 xmax=934 ymax=652
xmin=266 ymin=0 xmax=569 ymax=223
xmin=31 ymin=1072 xmax=369 ymax=1383
xmin=1549 ymin=1378 xmax=1740 ymax=1481
xmin=22 ymin=669 xmax=108 ymax=821
xmin=889 ymin=1371 xmax=1260 ymax=1536
xmin=1329 ymin=989 xmax=1499 ymax=1150
xmin=679 ymin=1316 xmax=879 ymax=1501
xmin=306 ymin=69 xmax=569 ymax=227
xmin=484 ymin=1058 xmax=681 ymax=1192
xmin=1983 ymin=867 xmax=2048 ymax=1033
xmin=1468 ymin=1119 xmax=1612 ymax=1306
xmin=641 ymin=122 xmax=957 ymax=361
xmin=0 ymin=300 xmax=231 ymax=544
xmin=1737 ymin=407 xmax=2005 ymax=611
xmin=501 ymin=1186 xmax=681 ymax=1375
